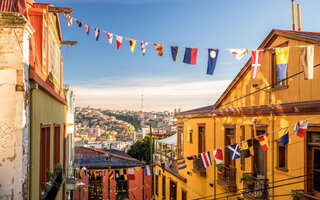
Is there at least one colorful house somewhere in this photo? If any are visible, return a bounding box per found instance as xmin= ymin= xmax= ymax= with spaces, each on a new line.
xmin=154 ymin=29 xmax=320 ymax=200
xmin=74 ymin=147 xmax=152 ymax=200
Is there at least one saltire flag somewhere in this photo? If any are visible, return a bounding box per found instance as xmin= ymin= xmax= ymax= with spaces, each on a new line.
xmin=145 ymin=165 xmax=152 ymax=176
xmin=207 ymin=49 xmax=219 ymax=75
xmin=67 ymin=15 xmax=72 ymax=27
xmin=251 ymin=50 xmax=264 ymax=79
xmin=116 ymin=35 xmax=123 ymax=50
xmin=300 ymin=45 xmax=314 ymax=80
xmin=199 ymin=151 xmax=212 ymax=168
xmin=293 ymin=120 xmax=308 ymax=138
xmin=228 ymin=143 xmax=241 ymax=160
xmin=276 ymin=47 xmax=290 ymax=79
xmin=241 ymin=140 xmax=254 ymax=158
xmin=85 ymin=24 xmax=90 ymax=35
xmin=229 ymin=48 xmax=248 ymax=60
xmin=128 ymin=168 xmax=135 ymax=180
xmin=140 ymin=41 xmax=148 ymax=56
xmin=153 ymin=44 xmax=163 ymax=56
xmin=212 ymin=148 xmax=223 ymax=164
xmin=129 ymin=39 xmax=136 ymax=53
xmin=109 ymin=170 xmax=114 ymax=180
xmin=95 ymin=28 xmax=100 ymax=41
xmin=177 ymin=158 xmax=187 ymax=170
xmin=115 ymin=170 xmax=120 ymax=181
xmin=75 ymin=19 xmax=82 ymax=27
xmin=186 ymin=155 xmax=197 ymax=160
xmin=183 ymin=47 xmax=198 ymax=65
xmin=106 ymin=32 xmax=113 ymax=44
xmin=278 ymin=128 xmax=289 ymax=146
xmin=171 ymin=46 xmax=179 ymax=62
xmin=258 ymin=133 xmax=269 ymax=151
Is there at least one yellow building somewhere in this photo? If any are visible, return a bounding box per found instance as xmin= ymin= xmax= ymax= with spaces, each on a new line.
xmin=153 ymin=29 xmax=320 ymax=200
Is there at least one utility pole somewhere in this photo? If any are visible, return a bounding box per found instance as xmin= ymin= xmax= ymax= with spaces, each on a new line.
xmin=107 ymin=143 xmax=112 ymax=200
xmin=149 ymin=125 xmax=153 ymax=199
xmin=142 ymin=166 xmax=145 ymax=200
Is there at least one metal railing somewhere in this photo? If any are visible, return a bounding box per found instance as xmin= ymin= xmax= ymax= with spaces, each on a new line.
xmin=193 ymin=158 xmax=206 ymax=174
xmin=217 ymin=165 xmax=236 ymax=186
xmin=242 ymin=173 xmax=269 ymax=199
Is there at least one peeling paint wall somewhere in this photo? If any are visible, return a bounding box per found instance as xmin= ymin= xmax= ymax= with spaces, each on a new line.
xmin=0 ymin=12 xmax=33 ymax=200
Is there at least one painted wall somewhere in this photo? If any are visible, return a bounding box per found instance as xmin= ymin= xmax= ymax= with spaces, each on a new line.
xmin=30 ymin=87 xmax=66 ymax=200
xmin=0 ymin=12 xmax=32 ymax=200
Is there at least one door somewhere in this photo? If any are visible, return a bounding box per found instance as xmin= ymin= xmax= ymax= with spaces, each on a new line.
xmin=162 ymin=176 xmax=166 ymax=200
xmin=169 ymin=180 xmax=177 ymax=200
xmin=253 ymin=129 xmax=267 ymax=177
xmin=89 ymin=176 xmax=103 ymax=200
xmin=312 ymin=148 xmax=320 ymax=197
xmin=307 ymin=131 xmax=320 ymax=198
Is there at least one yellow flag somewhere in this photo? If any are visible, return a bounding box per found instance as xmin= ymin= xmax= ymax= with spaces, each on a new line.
xmin=129 ymin=39 xmax=136 ymax=53
xmin=135 ymin=167 xmax=142 ymax=172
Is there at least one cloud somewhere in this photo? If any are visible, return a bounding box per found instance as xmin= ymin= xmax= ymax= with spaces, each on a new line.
xmin=71 ymin=76 xmax=231 ymax=111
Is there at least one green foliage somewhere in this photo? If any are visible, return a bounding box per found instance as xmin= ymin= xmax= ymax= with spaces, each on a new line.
xmin=46 ymin=169 xmax=54 ymax=182
xmin=291 ymin=191 xmax=303 ymax=200
xmin=106 ymin=112 xmax=141 ymax=129
xmin=239 ymin=173 xmax=252 ymax=183
xmin=127 ymin=136 xmax=153 ymax=164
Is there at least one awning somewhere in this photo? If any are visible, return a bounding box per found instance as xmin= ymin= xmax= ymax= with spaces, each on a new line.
xmin=156 ymin=134 xmax=177 ymax=146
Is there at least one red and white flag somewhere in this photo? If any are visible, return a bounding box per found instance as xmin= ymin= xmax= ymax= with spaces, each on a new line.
xmin=85 ymin=24 xmax=90 ymax=35
xmin=128 ymin=168 xmax=135 ymax=180
xmin=212 ymin=148 xmax=223 ymax=164
xmin=198 ymin=151 xmax=212 ymax=168
xmin=116 ymin=35 xmax=123 ymax=50
xmin=293 ymin=120 xmax=308 ymax=138
xmin=229 ymin=48 xmax=248 ymax=60
xmin=251 ymin=50 xmax=264 ymax=79
xmin=67 ymin=15 xmax=73 ymax=27
xmin=106 ymin=32 xmax=113 ymax=44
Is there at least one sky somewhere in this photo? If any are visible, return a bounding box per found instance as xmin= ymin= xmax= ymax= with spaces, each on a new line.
xmin=39 ymin=0 xmax=320 ymax=111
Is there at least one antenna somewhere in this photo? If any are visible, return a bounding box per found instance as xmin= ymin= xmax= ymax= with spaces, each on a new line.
xmin=140 ymin=93 xmax=144 ymax=127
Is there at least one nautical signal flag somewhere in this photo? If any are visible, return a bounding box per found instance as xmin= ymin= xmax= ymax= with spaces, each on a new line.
xmin=251 ymin=50 xmax=264 ymax=79
xmin=109 ymin=170 xmax=114 ymax=180
xmin=120 ymin=169 xmax=127 ymax=180
xmin=78 ymin=169 xmax=83 ymax=179
xmin=154 ymin=44 xmax=163 ymax=56
xmin=207 ymin=49 xmax=219 ymax=75
xmin=116 ymin=35 xmax=123 ymax=50
xmin=75 ymin=19 xmax=82 ymax=27
xmin=145 ymin=165 xmax=152 ymax=176
xmin=276 ymin=47 xmax=290 ymax=79
xmin=300 ymin=45 xmax=314 ymax=80
xmin=258 ymin=133 xmax=269 ymax=151
xmin=199 ymin=151 xmax=212 ymax=168
xmin=115 ymin=170 xmax=120 ymax=181
xmin=135 ymin=167 xmax=142 ymax=172
xmin=95 ymin=28 xmax=100 ymax=41
xmin=177 ymin=158 xmax=187 ymax=170
xmin=183 ymin=48 xmax=198 ymax=65
xmin=171 ymin=46 xmax=180 ymax=62
xmin=228 ymin=143 xmax=241 ymax=160
xmin=212 ymin=148 xmax=223 ymax=164
xmin=129 ymin=39 xmax=136 ymax=53
xmin=107 ymin=32 xmax=113 ymax=44
xmin=229 ymin=48 xmax=248 ymax=60
xmin=241 ymin=140 xmax=254 ymax=158
xmin=187 ymin=155 xmax=197 ymax=160
xmin=278 ymin=128 xmax=289 ymax=146
xmin=67 ymin=15 xmax=72 ymax=27
xmin=141 ymin=41 xmax=148 ymax=56
xmin=293 ymin=120 xmax=308 ymax=138
xmin=128 ymin=168 xmax=135 ymax=180
xmin=85 ymin=24 xmax=90 ymax=35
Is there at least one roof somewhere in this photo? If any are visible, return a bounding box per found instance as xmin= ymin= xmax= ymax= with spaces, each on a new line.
xmin=176 ymin=105 xmax=213 ymax=118
xmin=212 ymin=29 xmax=320 ymax=109
xmin=74 ymin=147 xmax=143 ymax=168
xmin=156 ymin=134 xmax=177 ymax=146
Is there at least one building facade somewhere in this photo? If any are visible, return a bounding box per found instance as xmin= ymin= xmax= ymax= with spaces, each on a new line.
xmin=154 ymin=29 xmax=320 ymax=200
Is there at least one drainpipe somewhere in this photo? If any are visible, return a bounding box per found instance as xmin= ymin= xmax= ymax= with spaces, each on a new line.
xmin=213 ymin=116 xmax=217 ymax=199
xmin=271 ymin=113 xmax=275 ymax=200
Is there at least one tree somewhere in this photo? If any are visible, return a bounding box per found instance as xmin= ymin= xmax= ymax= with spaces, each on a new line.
xmin=127 ymin=136 xmax=153 ymax=164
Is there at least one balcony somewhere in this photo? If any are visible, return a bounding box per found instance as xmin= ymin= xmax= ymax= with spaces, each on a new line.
xmin=242 ymin=173 xmax=269 ymax=199
xmin=216 ymin=165 xmax=237 ymax=192
xmin=192 ymin=158 xmax=206 ymax=176
xmin=41 ymin=170 xmax=63 ymax=200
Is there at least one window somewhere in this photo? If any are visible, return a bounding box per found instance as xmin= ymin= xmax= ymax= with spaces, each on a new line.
xmin=162 ymin=176 xmax=166 ymax=200
xmin=155 ymin=175 xmax=159 ymax=196
xmin=116 ymin=180 xmax=128 ymax=199
xmin=252 ymin=127 xmax=268 ymax=176
xmin=276 ymin=141 xmax=287 ymax=171
xmin=181 ymin=188 xmax=187 ymax=200
xmin=240 ymin=125 xmax=245 ymax=170
xmin=198 ymin=125 xmax=205 ymax=153
xmin=225 ymin=127 xmax=235 ymax=167
xmin=54 ymin=124 xmax=60 ymax=166
xmin=40 ymin=125 xmax=50 ymax=190
xmin=177 ymin=124 xmax=184 ymax=158
xmin=188 ymin=129 xmax=193 ymax=144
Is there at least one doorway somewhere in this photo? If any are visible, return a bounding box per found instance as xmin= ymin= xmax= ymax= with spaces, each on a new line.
xmin=307 ymin=131 xmax=320 ymax=197
xmin=169 ymin=180 xmax=177 ymax=200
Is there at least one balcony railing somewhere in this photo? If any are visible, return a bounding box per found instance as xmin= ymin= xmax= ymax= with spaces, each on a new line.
xmin=217 ymin=165 xmax=237 ymax=191
xmin=242 ymin=173 xmax=269 ymax=199
xmin=41 ymin=170 xmax=63 ymax=200
xmin=192 ymin=158 xmax=206 ymax=176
